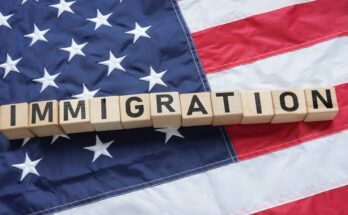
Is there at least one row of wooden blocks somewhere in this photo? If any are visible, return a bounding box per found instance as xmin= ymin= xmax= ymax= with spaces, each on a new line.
xmin=0 ymin=87 xmax=339 ymax=140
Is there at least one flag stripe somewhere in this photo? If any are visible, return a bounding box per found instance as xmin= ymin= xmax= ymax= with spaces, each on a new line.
xmin=56 ymin=130 xmax=348 ymax=215
xmin=177 ymin=0 xmax=314 ymax=33
xmin=207 ymin=36 xmax=348 ymax=91
xmin=228 ymin=83 xmax=348 ymax=160
xmin=254 ymin=185 xmax=348 ymax=215
xmin=191 ymin=0 xmax=348 ymax=73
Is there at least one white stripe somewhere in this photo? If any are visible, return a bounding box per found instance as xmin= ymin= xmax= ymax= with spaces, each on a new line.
xmin=178 ymin=0 xmax=314 ymax=33
xmin=207 ymin=36 xmax=348 ymax=91
xmin=57 ymin=130 xmax=348 ymax=215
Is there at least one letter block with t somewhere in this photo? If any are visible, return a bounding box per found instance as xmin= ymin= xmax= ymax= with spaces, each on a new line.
xmin=180 ymin=92 xmax=213 ymax=127
xmin=90 ymin=96 xmax=123 ymax=131
xmin=241 ymin=91 xmax=274 ymax=124
xmin=211 ymin=91 xmax=243 ymax=125
xmin=150 ymin=92 xmax=181 ymax=128
xmin=0 ymin=103 xmax=34 ymax=140
xmin=29 ymin=100 xmax=64 ymax=136
xmin=59 ymin=99 xmax=94 ymax=133
xmin=120 ymin=94 xmax=152 ymax=129
xmin=271 ymin=89 xmax=307 ymax=123
xmin=304 ymin=87 xmax=339 ymax=122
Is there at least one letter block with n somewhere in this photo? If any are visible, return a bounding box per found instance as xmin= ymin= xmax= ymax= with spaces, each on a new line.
xmin=304 ymin=87 xmax=339 ymax=122
xmin=0 ymin=103 xmax=34 ymax=140
xmin=59 ymin=99 xmax=94 ymax=134
xmin=30 ymin=100 xmax=64 ymax=137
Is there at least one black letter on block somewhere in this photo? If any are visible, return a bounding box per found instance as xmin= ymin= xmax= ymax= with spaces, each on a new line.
xmin=10 ymin=105 xmax=16 ymax=126
xmin=254 ymin=92 xmax=262 ymax=114
xmin=64 ymin=101 xmax=86 ymax=121
xmin=100 ymin=98 xmax=107 ymax=120
xmin=216 ymin=92 xmax=234 ymax=113
xmin=280 ymin=92 xmax=299 ymax=112
xmin=312 ymin=89 xmax=333 ymax=109
xmin=187 ymin=95 xmax=208 ymax=115
xmin=156 ymin=94 xmax=174 ymax=113
xmin=126 ymin=97 xmax=144 ymax=118
xmin=32 ymin=102 xmax=53 ymax=124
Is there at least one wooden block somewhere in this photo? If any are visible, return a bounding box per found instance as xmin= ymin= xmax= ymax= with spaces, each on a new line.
xmin=150 ymin=92 xmax=182 ymax=128
xmin=211 ymin=91 xmax=243 ymax=125
xmin=271 ymin=89 xmax=307 ymax=123
xmin=59 ymin=99 xmax=94 ymax=134
xmin=180 ymin=92 xmax=213 ymax=127
xmin=120 ymin=94 xmax=152 ymax=129
xmin=241 ymin=91 xmax=274 ymax=124
xmin=0 ymin=103 xmax=35 ymax=140
xmin=90 ymin=96 xmax=123 ymax=131
xmin=304 ymin=87 xmax=339 ymax=122
xmin=29 ymin=100 xmax=64 ymax=137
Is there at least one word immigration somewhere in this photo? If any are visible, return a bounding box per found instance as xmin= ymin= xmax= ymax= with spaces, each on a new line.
xmin=0 ymin=87 xmax=339 ymax=140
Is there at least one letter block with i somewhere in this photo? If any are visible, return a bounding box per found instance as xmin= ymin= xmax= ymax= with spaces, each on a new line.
xmin=0 ymin=103 xmax=34 ymax=140
xmin=241 ymin=91 xmax=274 ymax=124
xmin=120 ymin=94 xmax=152 ymax=129
xmin=150 ymin=92 xmax=182 ymax=128
xmin=180 ymin=92 xmax=213 ymax=127
xmin=271 ymin=89 xmax=307 ymax=123
xmin=29 ymin=100 xmax=64 ymax=137
xmin=59 ymin=99 xmax=94 ymax=134
xmin=211 ymin=91 xmax=243 ymax=125
xmin=304 ymin=87 xmax=339 ymax=122
xmin=90 ymin=96 xmax=123 ymax=131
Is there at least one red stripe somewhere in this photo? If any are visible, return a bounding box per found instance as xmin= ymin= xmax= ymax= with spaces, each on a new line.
xmin=192 ymin=0 xmax=348 ymax=73
xmin=253 ymin=185 xmax=348 ymax=215
xmin=227 ymin=83 xmax=348 ymax=160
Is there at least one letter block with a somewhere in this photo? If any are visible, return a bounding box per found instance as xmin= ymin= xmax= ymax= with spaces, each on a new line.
xmin=180 ymin=92 xmax=213 ymax=127
xmin=150 ymin=92 xmax=181 ymax=128
xmin=120 ymin=94 xmax=152 ymax=129
xmin=0 ymin=103 xmax=34 ymax=140
xmin=59 ymin=99 xmax=94 ymax=134
xmin=29 ymin=100 xmax=63 ymax=136
xmin=304 ymin=87 xmax=339 ymax=122
xmin=241 ymin=91 xmax=274 ymax=124
xmin=211 ymin=91 xmax=243 ymax=125
xmin=271 ymin=89 xmax=307 ymax=123
xmin=90 ymin=96 xmax=123 ymax=131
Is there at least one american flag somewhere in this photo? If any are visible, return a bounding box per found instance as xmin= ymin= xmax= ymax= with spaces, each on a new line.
xmin=0 ymin=0 xmax=347 ymax=214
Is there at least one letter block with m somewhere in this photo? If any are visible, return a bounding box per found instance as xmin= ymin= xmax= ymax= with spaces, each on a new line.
xmin=30 ymin=100 xmax=64 ymax=137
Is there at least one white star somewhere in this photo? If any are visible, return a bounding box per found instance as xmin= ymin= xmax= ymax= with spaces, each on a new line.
xmin=12 ymin=153 xmax=42 ymax=181
xmin=60 ymin=39 xmax=87 ymax=62
xmin=139 ymin=66 xmax=167 ymax=91
xmin=0 ymin=12 xmax=13 ymax=29
xmin=21 ymin=138 xmax=31 ymax=147
xmin=99 ymin=51 xmax=126 ymax=76
xmin=87 ymin=9 xmax=112 ymax=30
xmin=84 ymin=135 xmax=113 ymax=162
xmin=0 ymin=54 xmax=21 ymax=79
xmin=126 ymin=22 xmax=151 ymax=43
xmin=51 ymin=134 xmax=70 ymax=144
xmin=24 ymin=24 xmax=50 ymax=46
xmin=72 ymin=84 xmax=99 ymax=99
xmin=156 ymin=128 xmax=184 ymax=144
xmin=50 ymin=0 xmax=75 ymax=17
xmin=22 ymin=0 xmax=39 ymax=5
xmin=33 ymin=68 xmax=60 ymax=93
